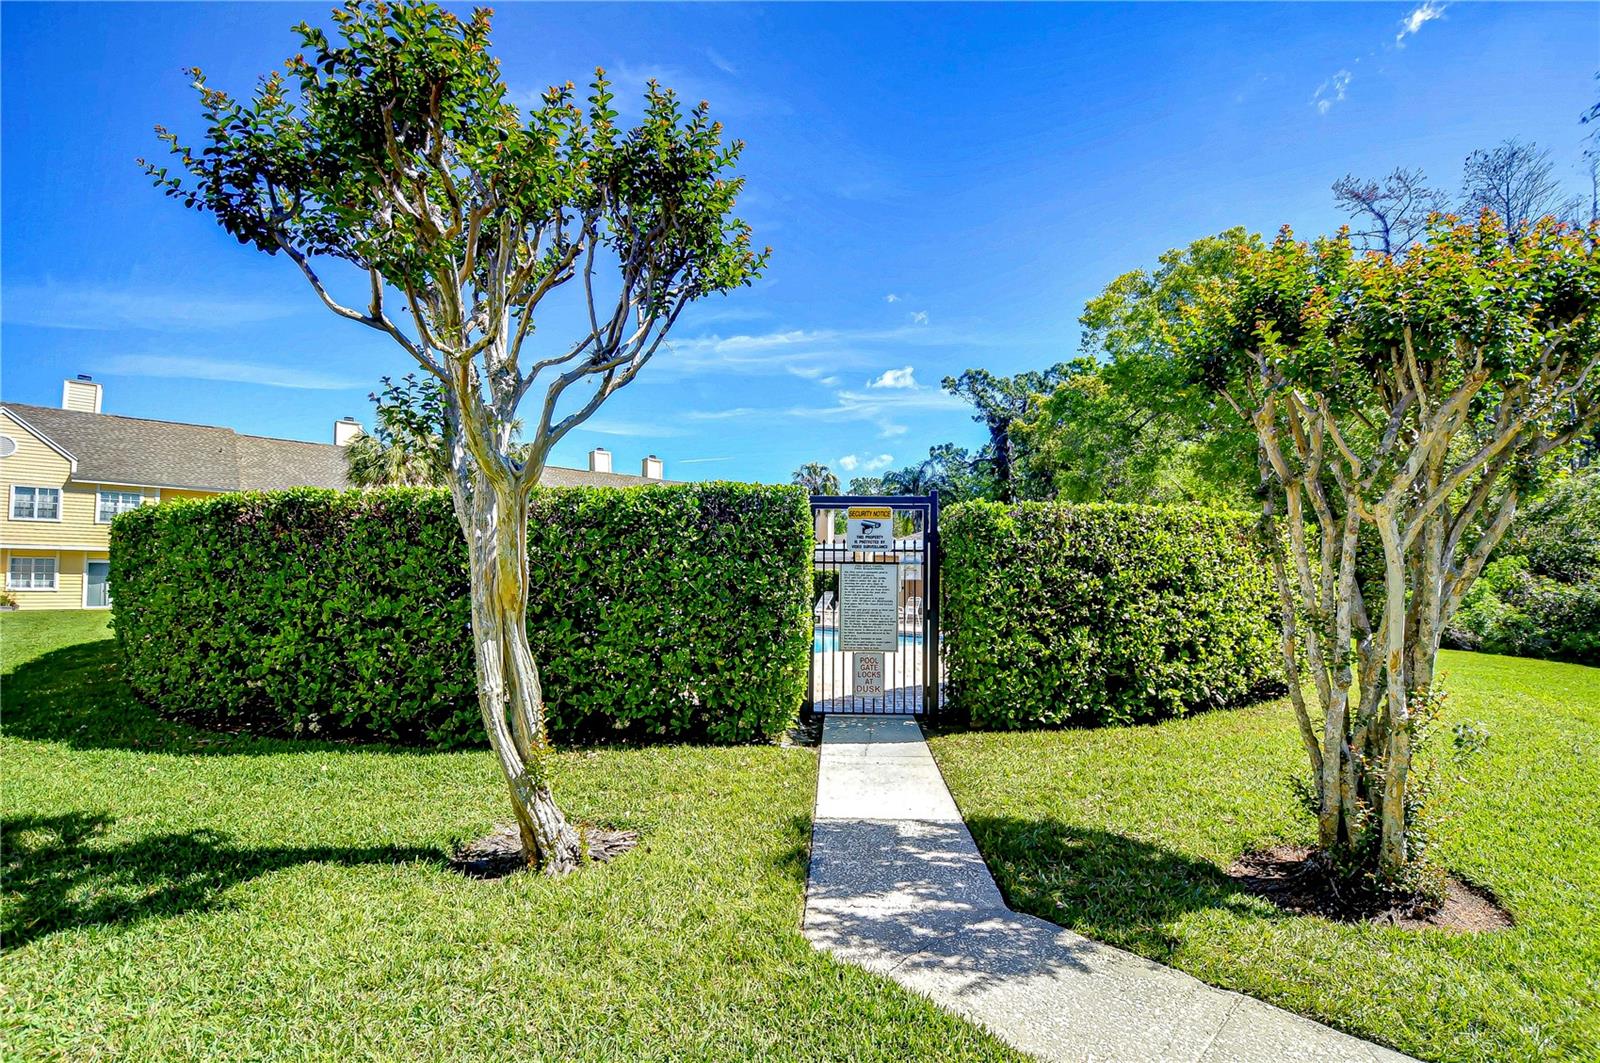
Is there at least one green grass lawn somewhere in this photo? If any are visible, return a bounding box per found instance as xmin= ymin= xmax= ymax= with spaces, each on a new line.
xmin=1 ymin=612 xmax=1018 ymax=1062
xmin=929 ymin=651 xmax=1600 ymax=1063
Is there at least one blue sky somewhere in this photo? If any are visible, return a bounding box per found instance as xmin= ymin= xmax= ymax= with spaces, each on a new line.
xmin=3 ymin=2 xmax=1595 ymax=484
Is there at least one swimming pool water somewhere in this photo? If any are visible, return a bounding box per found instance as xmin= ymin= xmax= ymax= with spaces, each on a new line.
xmin=812 ymin=628 xmax=925 ymax=654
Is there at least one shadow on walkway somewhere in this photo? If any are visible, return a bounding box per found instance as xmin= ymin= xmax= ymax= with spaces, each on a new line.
xmin=2 ymin=812 xmax=441 ymax=949
xmin=805 ymin=817 xmax=1268 ymax=996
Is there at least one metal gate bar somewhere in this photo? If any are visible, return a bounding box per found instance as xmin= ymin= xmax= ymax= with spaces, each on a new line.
xmin=806 ymin=494 xmax=940 ymax=717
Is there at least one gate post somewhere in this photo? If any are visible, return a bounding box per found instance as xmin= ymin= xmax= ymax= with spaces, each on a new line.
xmin=924 ymin=492 xmax=940 ymax=716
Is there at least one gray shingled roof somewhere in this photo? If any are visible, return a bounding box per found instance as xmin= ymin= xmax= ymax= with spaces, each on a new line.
xmin=538 ymin=464 xmax=679 ymax=488
xmin=3 ymin=401 xmax=674 ymax=492
xmin=3 ymin=402 xmax=348 ymax=491
xmin=237 ymin=433 xmax=352 ymax=492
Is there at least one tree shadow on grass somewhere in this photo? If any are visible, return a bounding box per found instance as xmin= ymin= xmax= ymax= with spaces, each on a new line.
xmin=2 ymin=812 xmax=443 ymax=950
xmin=1 ymin=639 xmax=434 ymax=757
xmin=772 ymin=813 xmax=814 ymax=884
xmin=961 ymin=816 xmax=1282 ymax=960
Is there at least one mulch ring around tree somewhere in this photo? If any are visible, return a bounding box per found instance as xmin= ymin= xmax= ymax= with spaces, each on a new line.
xmin=1227 ymin=845 xmax=1513 ymax=932
xmin=450 ymin=823 xmax=640 ymax=879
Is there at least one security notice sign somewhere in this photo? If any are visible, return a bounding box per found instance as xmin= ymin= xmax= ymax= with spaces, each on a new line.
xmin=839 ymin=563 xmax=899 ymax=652
xmin=846 ymin=506 xmax=894 ymax=552
xmin=853 ymin=652 xmax=886 ymax=696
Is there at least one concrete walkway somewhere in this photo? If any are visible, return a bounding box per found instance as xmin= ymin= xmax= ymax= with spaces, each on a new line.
xmin=802 ymin=715 xmax=1415 ymax=1063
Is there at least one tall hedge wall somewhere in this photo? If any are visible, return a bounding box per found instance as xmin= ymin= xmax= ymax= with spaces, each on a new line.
xmin=941 ymin=502 xmax=1279 ymax=728
xmin=109 ymin=484 xmax=812 ymax=747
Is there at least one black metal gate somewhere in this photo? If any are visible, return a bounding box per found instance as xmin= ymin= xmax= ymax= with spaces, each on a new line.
xmin=806 ymin=494 xmax=941 ymax=716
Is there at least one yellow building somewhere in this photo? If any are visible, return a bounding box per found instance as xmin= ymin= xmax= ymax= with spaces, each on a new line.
xmin=1 ymin=377 xmax=354 ymax=610
xmin=2 ymin=377 xmax=673 ymax=610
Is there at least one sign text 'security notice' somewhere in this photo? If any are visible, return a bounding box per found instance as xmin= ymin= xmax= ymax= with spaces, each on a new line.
xmin=853 ymin=652 xmax=886 ymax=696
xmin=846 ymin=506 xmax=894 ymax=552
xmin=839 ymin=563 xmax=899 ymax=652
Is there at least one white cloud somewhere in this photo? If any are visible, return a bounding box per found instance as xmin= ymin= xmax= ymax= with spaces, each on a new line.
xmin=868 ymin=366 xmax=917 ymax=389
xmin=884 ymin=293 xmax=900 ymax=303
xmin=3 ymin=280 xmax=297 ymax=332
xmin=661 ymin=324 xmax=958 ymax=377
xmin=837 ymin=453 xmax=894 ymax=473
xmin=1313 ymin=70 xmax=1352 ymax=115
xmin=672 ymin=328 xmax=889 ymax=356
xmin=685 ymin=407 xmax=760 ymax=421
xmin=593 ymin=62 xmax=789 ymax=120
xmin=92 ymin=354 xmax=361 ymax=391
xmin=676 ymin=455 xmax=733 ymax=465
xmin=683 ymin=304 xmax=771 ymax=327
xmin=1396 ymin=2 xmax=1446 ymax=45
xmin=786 ymin=364 xmax=844 ymax=384
xmin=573 ymin=418 xmax=688 ymax=437
xmin=909 ymin=310 xmax=929 ymax=326
xmin=1310 ymin=1 xmax=1444 ymax=117
xmin=791 ymin=386 xmax=965 ymax=422
xmin=680 ymin=378 xmax=962 ymax=431
xmin=704 ymin=48 xmax=738 ymax=76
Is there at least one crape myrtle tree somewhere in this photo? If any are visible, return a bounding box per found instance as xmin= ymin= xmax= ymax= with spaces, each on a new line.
xmin=1176 ymin=213 xmax=1598 ymax=887
xmin=144 ymin=1 xmax=766 ymax=872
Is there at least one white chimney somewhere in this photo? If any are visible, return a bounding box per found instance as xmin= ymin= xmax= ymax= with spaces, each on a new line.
xmin=588 ymin=447 xmax=612 ymax=473
xmin=62 ymin=375 xmax=102 ymax=413
xmin=641 ymin=454 xmax=664 ymax=480
xmin=334 ymin=417 xmax=363 ymax=446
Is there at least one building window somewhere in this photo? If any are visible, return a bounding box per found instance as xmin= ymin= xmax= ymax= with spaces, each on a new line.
xmin=10 ymin=486 xmax=62 ymax=521
xmin=97 ymin=489 xmax=143 ymax=523
xmin=7 ymin=556 xmax=57 ymax=591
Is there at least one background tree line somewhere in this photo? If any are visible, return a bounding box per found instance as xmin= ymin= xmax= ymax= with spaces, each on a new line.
xmin=792 ymin=134 xmax=1599 ymax=664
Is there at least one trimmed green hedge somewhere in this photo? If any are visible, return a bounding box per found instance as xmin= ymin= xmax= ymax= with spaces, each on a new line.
xmin=941 ymin=502 xmax=1279 ymax=728
xmin=109 ymin=484 xmax=812 ymax=747
xmin=1443 ymin=470 xmax=1600 ymax=666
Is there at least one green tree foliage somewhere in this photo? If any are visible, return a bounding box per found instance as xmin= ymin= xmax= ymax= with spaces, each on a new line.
xmin=941 ymin=366 xmax=1070 ymax=500
xmin=790 ymin=462 xmax=839 ymax=495
xmin=143 ymin=1 xmax=766 ymax=870
xmin=1013 ymin=230 xmax=1261 ymax=506
xmin=1176 ymin=212 xmax=1600 ymax=887
xmin=1446 ymin=469 xmax=1600 ymax=664
xmin=110 ymin=485 xmax=812 ymax=746
xmin=345 ymin=375 xmax=450 ymax=487
xmin=941 ymin=502 xmax=1279 ymax=728
xmin=878 ymin=443 xmax=994 ymax=504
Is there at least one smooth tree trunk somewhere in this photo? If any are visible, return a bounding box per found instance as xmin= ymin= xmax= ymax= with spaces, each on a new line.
xmin=1373 ymin=508 xmax=1413 ymax=874
xmin=449 ymin=455 xmax=585 ymax=874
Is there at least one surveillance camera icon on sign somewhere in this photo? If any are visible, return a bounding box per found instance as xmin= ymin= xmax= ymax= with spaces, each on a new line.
xmin=859 ymin=520 xmax=884 ymax=532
